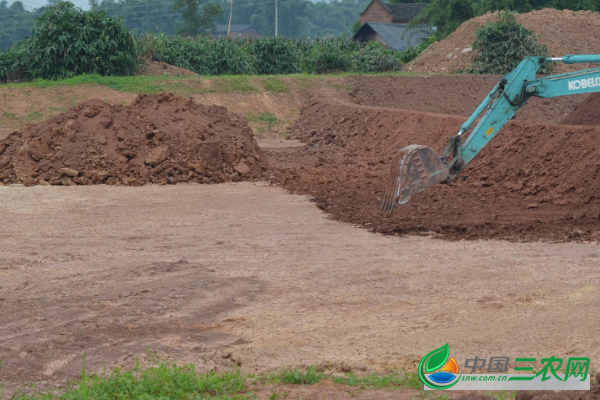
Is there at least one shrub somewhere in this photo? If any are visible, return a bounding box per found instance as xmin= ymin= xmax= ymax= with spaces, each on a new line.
xmin=301 ymin=37 xmax=357 ymax=74
xmin=472 ymin=10 xmax=553 ymax=75
xmin=249 ymin=37 xmax=300 ymax=75
xmin=13 ymin=2 xmax=140 ymax=81
xmin=0 ymin=49 xmax=19 ymax=83
xmin=352 ymin=41 xmax=401 ymax=73
xmin=146 ymin=34 xmax=255 ymax=75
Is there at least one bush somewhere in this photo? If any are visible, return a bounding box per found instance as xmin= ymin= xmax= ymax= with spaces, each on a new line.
xmin=144 ymin=34 xmax=255 ymax=75
xmin=11 ymin=2 xmax=140 ymax=81
xmin=472 ymin=10 xmax=552 ymax=75
xmin=352 ymin=42 xmax=401 ymax=73
xmin=146 ymin=34 xmax=407 ymax=75
xmin=301 ymin=37 xmax=358 ymax=74
xmin=249 ymin=37 xmax=300 ymax=75
xmin=0 ymin=49 xmax=19 ymax=83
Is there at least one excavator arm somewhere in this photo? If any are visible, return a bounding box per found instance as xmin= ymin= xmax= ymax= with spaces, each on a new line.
xmin=381 ymin=54 xmax=600 ymax=212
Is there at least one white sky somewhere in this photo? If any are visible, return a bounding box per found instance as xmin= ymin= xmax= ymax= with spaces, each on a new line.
xmin=10 ymin=0 xmax=90 ymax=10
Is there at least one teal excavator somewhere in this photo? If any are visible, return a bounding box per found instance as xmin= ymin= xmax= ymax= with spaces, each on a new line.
xmin=381 ymin=55 xmax=600 ymax=212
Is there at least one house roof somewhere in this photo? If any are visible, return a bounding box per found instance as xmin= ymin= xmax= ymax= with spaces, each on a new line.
xmin=213 ymin=24 xmax=254 ymax=33
xmin=352 ymin=23 xmax=433 ymax=52
xmin=359 ymin=0 xmax=429 ymax=22
xmin=386 ymin=3 xmax=429 ymax=21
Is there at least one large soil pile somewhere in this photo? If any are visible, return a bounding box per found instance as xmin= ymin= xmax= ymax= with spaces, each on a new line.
xmin=278 ymin=86 xmax=600 ymax=242
xmin=410 ymin=8 xmax=600 ymax=74
xmin=0 ymin=93 xmax=269 ymax=186
xmin=562 ymin=92 xmax=600 ymax=125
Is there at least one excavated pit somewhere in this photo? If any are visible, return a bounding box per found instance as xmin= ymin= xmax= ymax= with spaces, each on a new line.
xmin=273 ymin=81 xmax=600 ymax=243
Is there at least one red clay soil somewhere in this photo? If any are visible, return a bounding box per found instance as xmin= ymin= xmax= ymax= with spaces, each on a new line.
xmin=347 ymin=75 xmax=589 ymax=123
xmin=0 ymin=93 xmax=269 ymax=186
xmin=277 ymin=85 xmax=600 ymax=242
xmin=562 ymin=92 xmax=600 ymax=125
xmin=410 ymin=8 xmax=600 ymax=74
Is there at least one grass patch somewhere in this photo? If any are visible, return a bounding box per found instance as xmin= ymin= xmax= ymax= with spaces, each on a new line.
xmin=246 ymin=112 xmax=281 ymax=133
xmin=267 ymin=366 xmax=329 ymax=385
xmin=26 ymin=111 xmax=44 ymax=121
xmin=10 ymin=74 xmax=198 ymax=94
xmin=334 ymin=371 xmax=421 ymax=389
xmin=3 ymin=71 xmax=424 ymax=96
xmin=263 ymin=78 xmax=290 ymax=93
xmin=3 ymin=361 xmax=461 ymax=400
xmin=2 ymin=111 xmax=17 ymax=119
xmin=216 ymin=77 xmax=259 ymax=94
xmin=12 ymin=363 xmax=251 ymax=400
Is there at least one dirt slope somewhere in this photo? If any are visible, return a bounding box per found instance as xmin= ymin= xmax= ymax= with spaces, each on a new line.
xmin=0 ymin=93 xmax=269 ymax=186
xmin=562 ymin=92 xmax=600 ymax=125
xmin=286 ymin=86 xmax=600 ymax=242
xmin=347 ymin=75 xmax=588 ymax=123
xmin=410 ymin=8 xmax=600 ymax=74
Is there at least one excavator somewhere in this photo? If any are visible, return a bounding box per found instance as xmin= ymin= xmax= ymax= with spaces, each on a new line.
xmin=381 ymin=54 xmax=600 ymax=212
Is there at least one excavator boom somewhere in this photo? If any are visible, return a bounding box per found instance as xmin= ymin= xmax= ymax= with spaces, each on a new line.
xmin=382 ymin=54 xmax=600 ymax=212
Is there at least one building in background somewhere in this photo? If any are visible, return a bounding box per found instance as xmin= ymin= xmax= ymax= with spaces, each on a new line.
xmin=359 ymin=0 xmax=428 ymax=26
xmin=212 ymin=25 xmax=258 ymax=39
xmin=352 ymin=22 xmax=433 ymax=52
xmin=353 ymin=1 xmax=431 ymax=52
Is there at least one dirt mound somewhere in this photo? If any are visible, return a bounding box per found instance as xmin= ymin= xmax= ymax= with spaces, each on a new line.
xmin=282 ymin=87 xmax=600 ymax=242
xmin=562 ymin=93 xmax=600 ymax=125
xmin=140 ymin=61 xmax=198 ymax=77
xmin=0 ymin=93 xmax=269 ymax=186
xmin=410 ymin=8 xmax=600 ymax=74
xmin=347 ymin=75 xmax=588 ymax=123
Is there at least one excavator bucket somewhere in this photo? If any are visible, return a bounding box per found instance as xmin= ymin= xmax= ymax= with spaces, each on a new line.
xmin=381 ymin=145 xmax=450 ymax=212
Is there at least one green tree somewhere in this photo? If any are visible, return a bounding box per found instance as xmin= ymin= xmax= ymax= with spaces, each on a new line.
xmin=174 ymin=0 xmax=222 ymax=36
xmin=412 ymin=0 xmax=475 ymax=39
xmin=11 ymin=2 xmax=140 ymax=80
xmin=472 ymin=10 xmax=552 ymax=74
xmin=351 ymin=19 xmax=361 ymax=34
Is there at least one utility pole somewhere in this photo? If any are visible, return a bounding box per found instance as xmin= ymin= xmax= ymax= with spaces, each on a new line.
xmin=227 ymin=0 xmax=234 ymax=38
xmin=275 ymin=0 xmax=278 ymax=37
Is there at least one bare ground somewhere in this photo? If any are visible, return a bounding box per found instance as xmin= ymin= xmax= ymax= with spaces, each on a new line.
xmin=1 ymin=183 xmax=599 ymax=396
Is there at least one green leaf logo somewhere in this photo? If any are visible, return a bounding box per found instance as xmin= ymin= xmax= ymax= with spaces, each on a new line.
xmin=425 ymin=343 xmax=450 ymax=373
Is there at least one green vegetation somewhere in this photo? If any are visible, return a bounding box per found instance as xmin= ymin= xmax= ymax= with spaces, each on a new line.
xmin=0 ymin=360 xmax=475 ymax=400
xmin=9 ymin=2 xmax=139 ymax=81
xmin=472 ymin=11 xmax=552 ymax=74
xmin=146 ymin=35 xmax=405 ymax=76
xmin=247 ymin=112 xmax=281 ymax=132
xmin=263 ymin=78 xmax=290 ymax=93
xmin=17 ymin=74 xmax=192 ymax=93
xmin=267 ymin=366 xmax=330 ymax=385
xmin=217 ymin=77 xmax=259 ymax=93
xmin=26 ymin=111 xmax=44 ymax=121
xmin=174 ymin=0 xmax=223 ymax=36
xmin=335 ymin=371 xmax=421 ymax=389
xmin=0 ymin=0 xmax=370 ymax=49
xmin=250 ymin=38 xmax=300 ymax=75
xmin=11 ymin=363 xmax=250 ymax=400
xmin=0 ymin=1 xmax=437 ymax=83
